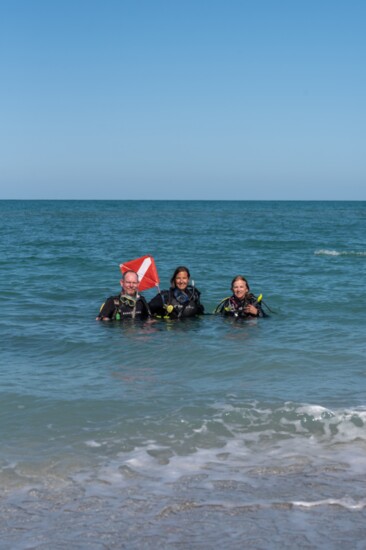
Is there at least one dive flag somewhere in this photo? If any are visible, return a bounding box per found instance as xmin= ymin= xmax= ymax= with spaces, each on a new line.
xmin=120 ymin=255 xmax=160 ymax=291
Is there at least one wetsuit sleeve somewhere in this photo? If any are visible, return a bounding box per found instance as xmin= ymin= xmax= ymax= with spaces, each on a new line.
xmin=192 ymin=288 xmax=204 ymax=315
xmin=256 ymin=303 xmax=267 ymax=317
xmin=214 ymin=298 xmax=229 ymax=315
xmin=196 ymin=294 xmax=204 ymax=314
xmin=148 ymin=292 xmax=165 ymax=315
xmin=97 ymin=296 xmax=116 ymax=319
xmin=139 ymin=296 xmax=151 ymax=318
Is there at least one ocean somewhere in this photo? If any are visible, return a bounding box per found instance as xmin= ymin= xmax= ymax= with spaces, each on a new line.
xmin=1 ymin=200 xmax=365 ymax=549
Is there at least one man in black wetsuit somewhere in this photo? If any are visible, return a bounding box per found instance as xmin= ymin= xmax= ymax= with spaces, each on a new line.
xmin=96 ymin=270 xmax=150 ymax=321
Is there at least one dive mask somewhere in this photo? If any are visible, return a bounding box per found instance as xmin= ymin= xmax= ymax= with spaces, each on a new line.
xmin=120 ymin=294 xmax=137 ymax=308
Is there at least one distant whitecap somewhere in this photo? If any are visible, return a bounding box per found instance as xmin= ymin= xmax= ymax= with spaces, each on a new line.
xmin=315 ymin=249 xmax=366 ymax=256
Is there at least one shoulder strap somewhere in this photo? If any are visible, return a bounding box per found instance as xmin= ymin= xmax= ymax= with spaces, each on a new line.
xmin=213 ymin=297 xmax=231 ymax=314
xmin=138 ymin=295 xmax=151 ymax=316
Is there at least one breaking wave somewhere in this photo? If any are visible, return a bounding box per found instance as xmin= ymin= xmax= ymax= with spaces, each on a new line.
xmin=315 ymin=249 xmax=366 ymax=257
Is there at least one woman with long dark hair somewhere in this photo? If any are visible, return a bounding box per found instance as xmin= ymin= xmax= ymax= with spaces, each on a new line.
xmin=149 ymin=266 xmax=204 ymax=319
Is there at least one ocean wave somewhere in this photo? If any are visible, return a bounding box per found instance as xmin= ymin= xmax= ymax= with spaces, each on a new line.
xmin=2 ymin=400 xmax=366 ymax=503
xmin=2 ymin=400 xmax=366 ymax=550
xmin=315 ymin=249 xmax=366 ymax=257
xmin=292 ymin=498 xmax=366 ymax=511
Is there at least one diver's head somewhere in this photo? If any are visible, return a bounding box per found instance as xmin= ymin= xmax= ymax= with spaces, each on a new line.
xmin=171 ymin=266 xmax=190 ymax=291
xmin=231 ymin=275 xmax=250 ymax=300
xmin=120 ymin=270 xmax=139 ymax=296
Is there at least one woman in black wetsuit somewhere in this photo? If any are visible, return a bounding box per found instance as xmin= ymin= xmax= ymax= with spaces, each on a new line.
xmin=149 ymin=266 xmax=204 ymax=319
xmin=214 ymin=275 xmax=265 ymax=318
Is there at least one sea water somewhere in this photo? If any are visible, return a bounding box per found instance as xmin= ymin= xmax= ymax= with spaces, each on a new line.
xmin=0 ymin=200 xmax=365 ymax=549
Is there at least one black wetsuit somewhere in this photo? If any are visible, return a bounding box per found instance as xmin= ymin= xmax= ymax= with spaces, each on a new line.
xmin=149 ymin=286 xmax=204 ymax=319
xmin=215 ymin=293 xmax=266 ymax=318
xmin=97 ymin=294 xmax=150 ymax=320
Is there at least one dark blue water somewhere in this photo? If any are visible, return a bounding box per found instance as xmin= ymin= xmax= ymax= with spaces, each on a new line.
xmin=1 ymin=200 xmax=366 ymax=548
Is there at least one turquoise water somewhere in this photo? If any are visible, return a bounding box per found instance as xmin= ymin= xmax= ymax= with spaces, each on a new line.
xmin=1 ymin=200 xmax=366 ymax=548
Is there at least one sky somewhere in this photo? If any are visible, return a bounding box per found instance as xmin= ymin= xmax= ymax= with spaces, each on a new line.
xmin=1 ymin=0 xmax=365 ymax=200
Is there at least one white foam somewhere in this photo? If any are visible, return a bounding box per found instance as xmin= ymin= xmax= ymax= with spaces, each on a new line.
xmin=85 ymin=440 xmax=103 ymax=448
xmin=295 ymin=404 xmax=333 ymax=419
xmin=293 ymin=498 xmax=366 ymax=510
xmin=315 ymin=249 xmax=366 ymax=257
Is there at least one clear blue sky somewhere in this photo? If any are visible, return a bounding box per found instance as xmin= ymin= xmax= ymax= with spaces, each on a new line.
xmin=1 ymin=0 xmax=365 ymax=199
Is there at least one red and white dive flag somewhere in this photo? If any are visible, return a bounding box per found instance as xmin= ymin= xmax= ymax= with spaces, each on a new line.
xmin=120 ymin=255 xmax=160 ymax=291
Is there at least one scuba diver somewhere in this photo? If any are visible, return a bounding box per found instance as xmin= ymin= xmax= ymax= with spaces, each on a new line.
xmin=149 ymin=266 xmax=204 ymax=319
xmin=96 ymin=270 xmax=151 ymax=321
xmin=214 ymin=275 xmax=267 ymax=318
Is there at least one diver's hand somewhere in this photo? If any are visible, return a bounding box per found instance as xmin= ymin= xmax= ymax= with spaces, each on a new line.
xmin=244 ymin=304 xmax=258 ymax=316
